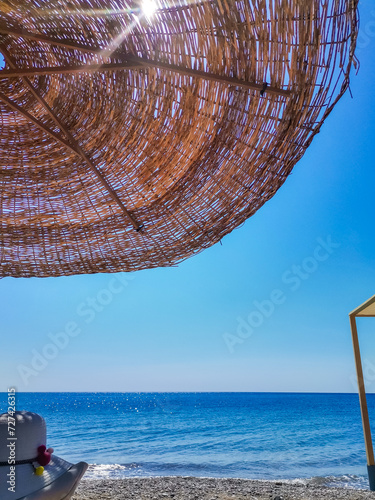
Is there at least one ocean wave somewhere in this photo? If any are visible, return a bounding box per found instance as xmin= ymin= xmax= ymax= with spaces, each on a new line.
xmin=306 ymin=474 xmax=368 ymax=489
xmin=84 ymin=463 xmax=144 ymax=479
xmin=83 ymin=463 xmax=369 ymax=490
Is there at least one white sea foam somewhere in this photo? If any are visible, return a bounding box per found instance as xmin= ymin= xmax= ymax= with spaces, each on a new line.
xmin=307 ymin=474 xmax=368 ymax=489
xmin=83 ymin=465 xmax=368 ymax=490
xmin=84 ymin=463 xmax=144 ymax=480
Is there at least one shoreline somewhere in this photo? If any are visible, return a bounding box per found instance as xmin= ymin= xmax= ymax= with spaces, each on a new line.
xmin=72 ymin=476 xmax=375 ymax=499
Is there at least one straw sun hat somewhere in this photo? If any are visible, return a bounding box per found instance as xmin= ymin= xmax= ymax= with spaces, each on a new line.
xmin=0 ymin=411 xmax=88 ymax=500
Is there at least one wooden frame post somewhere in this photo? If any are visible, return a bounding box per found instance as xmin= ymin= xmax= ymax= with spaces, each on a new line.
xmin=350 ymin=315 xmax=374 ymax=462
xmin=349 ymin=295 xmax=375 ymax=491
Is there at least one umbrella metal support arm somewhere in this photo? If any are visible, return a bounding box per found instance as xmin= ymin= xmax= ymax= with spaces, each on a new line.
xmin=0 ymin=24 xmax=290 ymax=97
xmin=0 ymin=53 xmax=142 ymax=231
xmin=349 ymin=296 xmax=375 ymax=491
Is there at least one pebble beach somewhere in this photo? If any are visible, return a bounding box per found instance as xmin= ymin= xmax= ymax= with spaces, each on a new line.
xmin=72 ymin=477 xmax=375 ymax=500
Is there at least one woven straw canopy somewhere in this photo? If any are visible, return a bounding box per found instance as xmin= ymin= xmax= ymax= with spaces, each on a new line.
xmin=0 ymin=0 xmax=358 ymax=278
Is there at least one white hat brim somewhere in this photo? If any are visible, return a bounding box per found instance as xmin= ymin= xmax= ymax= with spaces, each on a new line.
xmin=20 ymin=462 xmax=88 ymax=500
xmin=0 ymin=455 xmax=87 ymax=500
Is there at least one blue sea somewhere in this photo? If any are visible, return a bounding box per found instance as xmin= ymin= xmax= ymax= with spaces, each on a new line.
xmin=0 ymin=393 xmax=372 ymax=489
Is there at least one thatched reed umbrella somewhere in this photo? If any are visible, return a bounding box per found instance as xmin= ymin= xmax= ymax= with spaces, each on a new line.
xmin=0 ymin=0 xmax=358 ymax=277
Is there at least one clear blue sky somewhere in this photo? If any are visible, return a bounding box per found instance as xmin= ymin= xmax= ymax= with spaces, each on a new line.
xmin=1 ymin=2 xmax=374 ymax=393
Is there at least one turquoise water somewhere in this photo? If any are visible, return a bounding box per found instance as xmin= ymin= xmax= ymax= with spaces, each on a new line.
xmin=0 ymin=392 xmax=371 ymax=488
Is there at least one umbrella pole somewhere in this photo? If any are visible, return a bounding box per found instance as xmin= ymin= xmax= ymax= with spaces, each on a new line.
xmin=350 ymin=314 xmax=375 ymax=490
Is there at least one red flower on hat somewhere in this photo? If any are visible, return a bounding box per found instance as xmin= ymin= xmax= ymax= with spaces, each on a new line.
xmin=36 ymin=445 xmax=54 ymax=466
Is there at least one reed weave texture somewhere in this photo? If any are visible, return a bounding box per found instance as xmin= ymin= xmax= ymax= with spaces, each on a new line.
xmin=0 ymin=0 xmax=358 ymax=277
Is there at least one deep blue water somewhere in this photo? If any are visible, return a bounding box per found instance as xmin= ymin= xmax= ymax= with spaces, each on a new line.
xmin=0 ymin=392 xmax=371 ymax=489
